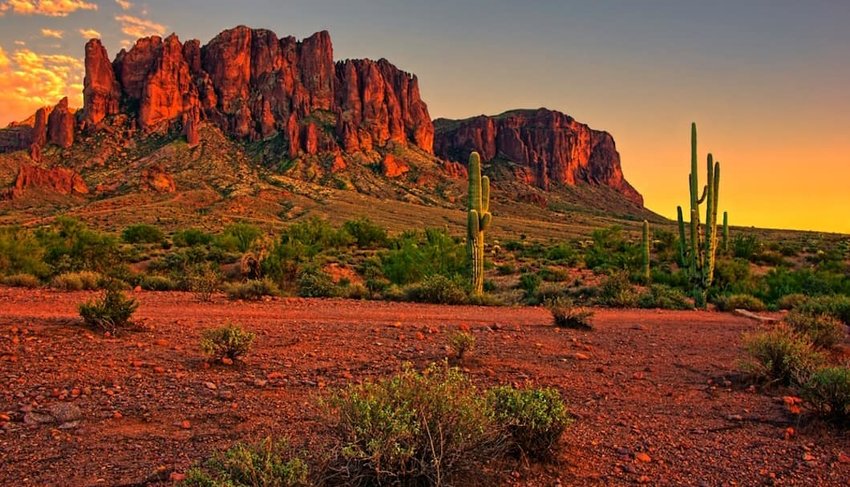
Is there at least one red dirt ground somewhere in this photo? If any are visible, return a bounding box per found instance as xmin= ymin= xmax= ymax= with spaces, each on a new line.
xmin=1 ymin=288 xmax=849 ymax=486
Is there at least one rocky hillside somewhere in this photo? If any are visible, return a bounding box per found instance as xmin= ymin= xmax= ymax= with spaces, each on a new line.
xmin=0 ymin=26 xmax=650 ymax=230
xmin=434 ymin=109 xmax=642 ymax=206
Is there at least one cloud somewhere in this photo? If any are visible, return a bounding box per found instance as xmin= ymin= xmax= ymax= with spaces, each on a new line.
xmin=115 ymin=0 xmax=131 ymax=10
xmin=41 ymin=28 xmax=64 ymax=39
xmin=14 ymin=40 xmax=26 ymax=46
xmin=0 ymin=46 xmax=83 ymax=126
xmin=0 ymin=0 xmax=97 ymax=17
xmin=115 ymin=14 xmax=166 ymax=38
xmin=79 ymin=28 xmax=100 ymax=39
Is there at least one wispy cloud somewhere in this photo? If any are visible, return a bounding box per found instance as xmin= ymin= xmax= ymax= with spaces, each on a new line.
xmin=79 ymin=28 xmax=100 ymax=39
xmin=115 ymin=0 xmax=131 ymax=10
xmin=115 ymin=14 xmax=165 ymax=38
xmin=0 ymin=46 xmax=83 ymax=125
xmin=0 ymin=0 xmax=97 ymax=17
xmin=41 ymin=28 xmax=64 ymax=39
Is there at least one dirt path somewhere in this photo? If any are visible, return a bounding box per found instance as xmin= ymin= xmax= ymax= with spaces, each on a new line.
xmin=1 ymin=288 xmax=849 ymax=486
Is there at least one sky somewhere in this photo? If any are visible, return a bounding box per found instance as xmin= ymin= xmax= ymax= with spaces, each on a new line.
xmin=1 ymin=0 xmax=849 ymax=233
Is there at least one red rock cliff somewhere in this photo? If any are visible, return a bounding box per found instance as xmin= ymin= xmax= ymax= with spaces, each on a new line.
xmin=81 ymin=26 xmax=434 ymax=155
xmin=434 ymin=108 xmax=643 ymax=206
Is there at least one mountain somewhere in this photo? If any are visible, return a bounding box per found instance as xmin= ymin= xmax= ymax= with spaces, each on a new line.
xmin=434 ymin=109 xmax=642 ymax=206
xmin=0 ymin=26 xmax=652 ymax=234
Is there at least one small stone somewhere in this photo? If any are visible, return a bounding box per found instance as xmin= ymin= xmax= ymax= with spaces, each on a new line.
xmin=0 ymin=413 xmax=10 ymax=422
xmin=203 ymin=382 xmax=217 ymax=390
xmin=837 ymin=452 xmax=850 ymax=464
xmin=635 ymin=452 xmax=651 ymax=463
xmin=170 ymin=472 xmax=186 ymax=482
xmin=180 ymin=420 xmax=191 ymax=429
xmin=575 ymin=352 xmax=590 ymax=360
xmin=221 ymin=357 xmax=234 ymax=365
xmin=253 ymin=379 xmax=268 ymax=388
xmin=112 ymin=411 xmax=123 ymax=419
xmin=802 ymin=453 xmax=815 ymax=462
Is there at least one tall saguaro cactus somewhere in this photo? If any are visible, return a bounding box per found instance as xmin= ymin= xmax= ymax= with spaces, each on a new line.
xmin=642 ymin=220 xmax=651 ymax=282
xmin=677 ymin=123 xmax=721 ymax=307
xmin=467 ymin=152 xmax=492 ymax=296
xmin=722 ymin=211 xmax=729 ymax=254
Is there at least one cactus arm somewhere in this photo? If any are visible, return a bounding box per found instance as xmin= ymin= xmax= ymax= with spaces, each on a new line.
xmin=696 ymin=185 xmax=708 ymax=204
xmin=468 ymin=152 xmax=482 ymax=212
xmin=677 ymin=206 xmax=687 ymax=266
xmin=468 ymin=209 xmax=480 ymax=237
xmin=466 ymin=151 xmax=490 ymax=297
xmin=690 ymin=123 xmax=699 ymax=210
xmin=481 ymin=175 xmax=490 ymax=214
xmin=722 ymin=211 xmax=729 ymax=253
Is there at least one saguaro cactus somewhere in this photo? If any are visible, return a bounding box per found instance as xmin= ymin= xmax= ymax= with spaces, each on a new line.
xmin=722 ymin=211 xmax=729 ymax=254
xmin=467 ymin=152 xmax=492 ymax=296
xmin=676 ymin=123 xmax=721 ymax=307
xmin=642 ymin=220 xmax=651 ymax=282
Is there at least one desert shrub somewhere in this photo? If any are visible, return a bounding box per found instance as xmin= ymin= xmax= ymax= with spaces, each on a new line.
xmin=584 ymin=226 xmax=641 ymax=272
xmin=189 ymin=264 xmax=220 ymax=302
xmin=216 ymin=223 xmax=263 ymax=253
xmin=1 ymin=273 xmax=41 ymax=288
xmin=139 ymin=274 xmax=178 ymax=291
xmin=121 ymin=224 xmax=164 ymax=244
xmin=715 ymin=294 xmax=766 ymax=312
xmin=547 ymin=298 xmax=593 ymax=329
xmin=381 ymin=228 xmax=467 ymax=285
xmin=732 ymin=233 xmax=761 ymax=260
xmin=741 ymin=325 xmax=823 ymax=385
xmin=225 ymin=279 xmax=279 ymax=301
xmin=761 ymin=268 xmax=850 ymax=304
xmin=172 ymin=228 xmax=214 ymax=247
xmin=449 ymin=331 xmax=476 ymax=359
xmin=712 ymin=258 xmax=756 ymax=295
xmin=488 ymin=386 xmax=570 ymax=459
xmin=539 ymin=266 xmax=570 ymax=282
xmin=545 ymin=243 xmax=579 ymax=266
xmin=496 ymin=263 xmax=516 ymax=275
xmin=78 ymin=285 xmax=139 ymax=334
xmin=200 ymin=323 xmax=256 ymax=362
xmin=596 ymin=272 xmax=638 ymax=308
xmin=794 ymin=295 xmax=850 ymax=326
xmin=182 ymin=437 xmax=309 ymax=487
xmin=51 ymin=271 xmax=103 ymax=291
xmin=344 ymin=282 xmax=370 ymax=300
xmin=297 ymin=267 xmax=337 ymax=298
xmin=262 ymin=218 xmax=353 ymax=285
xmin=0 ymin=227 xmax=49 ymax=277
xmin=637 ymin=285 xmax=693 ymax=310
xmin=403 ymin=275 xmax=468 ymax=305
xmin=777 ymin=293 xmax=809 ymax=310
xmin=325 ymin=363 xmax=503 ymax=486
xmin=802 ymin=367 xmax=850 ymax=422
xmin=343 ymin=217 xmax=388 ymax=248
xmin=36 ymin=218 xmax=118 ymax=274
xmin=518 ymin=272 xmax=541 ymax=298
xmin=786 ymin=311 xmax=846 ymax=349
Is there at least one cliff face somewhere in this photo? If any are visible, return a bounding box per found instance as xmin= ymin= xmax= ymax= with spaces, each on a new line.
xmin=81 ymin=26 xmax=434 ymax=157
xmin=434 ymin=109 xmax=643 ymax=206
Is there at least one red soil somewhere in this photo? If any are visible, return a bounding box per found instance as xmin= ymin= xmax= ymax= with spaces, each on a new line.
xmin=1 ymin=288 xmax=848 ymax=486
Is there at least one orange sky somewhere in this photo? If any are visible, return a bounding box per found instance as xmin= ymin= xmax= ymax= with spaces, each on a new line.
xmin=0 ymin=1 xmax=848 ymax=234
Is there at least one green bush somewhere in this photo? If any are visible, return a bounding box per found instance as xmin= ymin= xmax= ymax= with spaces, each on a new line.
xmin=761 ymin=268 xmax=850 ymax=304
xmin=182 ymin=437 xmax=309 ymax=486
xmin=36 ymin=218 xmax=118 ymax=274
xmin=518 ymin=272 xmax=542 ymax=298
xmin=802 ymin=367 xmax=850 ymax=422
xmin=78 ymin=285 xmax=139 ymax=335
xmin=715 ymin=294 xmax=766 ymax=312
xmin=449 ymin=331 xmax=476 ymax=359
xmin=488 ymin=386 xmax=571 ymax=459
xmin=741 ymin=325 xmax=823 ymax=385
xmin=326 ymin=363 xmax=503 ymax=486
xmin=225 ymin=279 xmax=279 ymax=301
xmin=795 ymin=295 xmax=850 ymax=326
xmin=547 ymin=298 xmax=593 ymax=329
xmin=596 ymin=272 xmax=638 ymax=308
xmin=262 ymin=218 xmax=353 ymax=285
xmin=1 ymin=273 xmax=41 ymax=288
xmin=786 ymin=311 xmax=846 ymax=349
xmin=545 ymin=243 xmax=579 ymax=266
xmin=200 ymin=324 xmax=256 ymax=362
xmin=381 ymin=228 xmax=467 ymax=285
xmin=584 ymin=226 xmax=641 ymax=272
xmin=51 ymin=271 xmax=103 ymax=291
xmin=297 ymin=267 xmax=337 ymax=298
xmin=732 ymin=233 xmax=761 ymax=260
xmin=0 ymin=227 xmax=49 ymax=277
xmin=189 ymin=264 xmax=220 ymax=302
xmin=777 ymin=293 xmax=809 ymax=310
xmin=121 ymin=224 xmax=164 ymax=244
xmin=637 ymin=285 xmax=693 ymax=310
xmin=139 ymin=274 xmax=178 ymax=291
xmin=343 ymin=218 xmax=388 ymax=248
xmin=172 ymin=228 xmax=214 ymax=247
xmin=216 ymin=223 xmax=263 ymax=253
xmin=404 ymin=275 xmax=468 ymax=305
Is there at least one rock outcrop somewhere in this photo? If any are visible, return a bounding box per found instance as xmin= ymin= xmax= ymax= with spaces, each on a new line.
xmin=81 ymin=26 xmax=434 ymax=155
xmin=46 ymin=97 xmax=75 ymax=148
xmin=434 ymin=109 xmax=643 ymax=206
xmin=5 ymin=164 xmax=88 ymax=199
